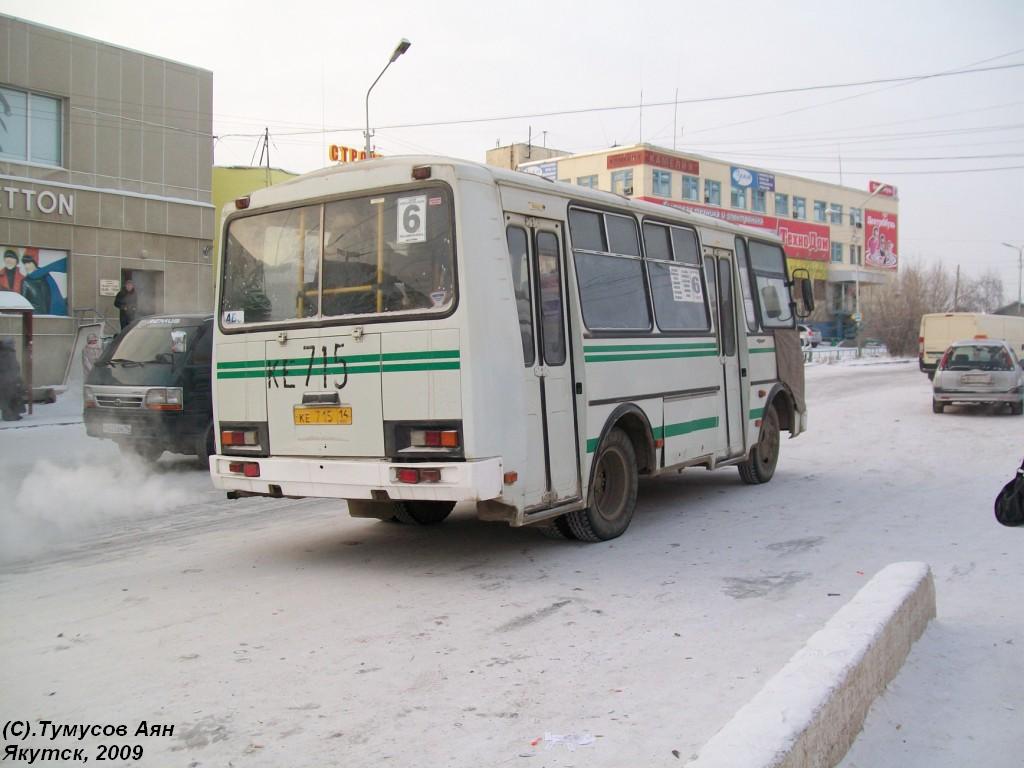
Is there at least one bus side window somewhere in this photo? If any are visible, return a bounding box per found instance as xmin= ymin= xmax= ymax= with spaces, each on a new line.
xmin=535 ymin=231 xmax=566 ymax=366
xmin=734 ymin=237 xmax=759 ymax=333
xmin=505 ymin=226 xmax=535 ymax=367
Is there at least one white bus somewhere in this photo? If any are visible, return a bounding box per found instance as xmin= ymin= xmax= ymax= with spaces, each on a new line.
xmin=210 ymin=156 xmax=813 ymax=541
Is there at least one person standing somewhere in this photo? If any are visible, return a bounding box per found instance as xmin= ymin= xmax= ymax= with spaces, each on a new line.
xmin=113 ymin=279 xmax=138 ymax=329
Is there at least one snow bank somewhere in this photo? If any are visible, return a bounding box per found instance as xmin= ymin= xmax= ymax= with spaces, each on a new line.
xmin=687 ymin=562 xmax=936 ymax=768
xmin=0 ymin=453 xmax=202 ymax=564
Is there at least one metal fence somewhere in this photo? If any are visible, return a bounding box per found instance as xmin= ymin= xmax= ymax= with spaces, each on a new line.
xmin=804 ymin=344 xmax=889 ymax=363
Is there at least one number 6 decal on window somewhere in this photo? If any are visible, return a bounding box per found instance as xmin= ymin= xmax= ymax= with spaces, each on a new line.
xmin=397 ymin=195 xmax=427 ymax=244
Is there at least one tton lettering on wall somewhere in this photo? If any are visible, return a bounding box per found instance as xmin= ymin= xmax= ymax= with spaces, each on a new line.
xmin=0 ymin=185 xmax=75 ymax=216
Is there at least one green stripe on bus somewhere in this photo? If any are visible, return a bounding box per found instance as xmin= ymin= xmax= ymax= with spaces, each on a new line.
xmin=587 ymin=416 xmax=719 ymax=453
xmin=749 ymin=407 xmax=765 ymax=420
xmin=582 ymin=342 xmax=717 ymax=353
xmin=748 ymin=347 xmax=776 ymax=354
xmin=217 ymin=349 xmax=460 ymax=369
xmin=585 ymin=350 xmax=718 ymax=362
xmin=215 ymin=360 xmax=460 ymax=379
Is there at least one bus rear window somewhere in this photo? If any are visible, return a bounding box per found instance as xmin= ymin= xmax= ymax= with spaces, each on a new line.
xmin=220 ymin=186 xmax=454 ymax=327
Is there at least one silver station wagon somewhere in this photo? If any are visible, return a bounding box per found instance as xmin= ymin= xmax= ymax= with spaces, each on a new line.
xmin=932 ymin=339 xmax=1024 ymax=415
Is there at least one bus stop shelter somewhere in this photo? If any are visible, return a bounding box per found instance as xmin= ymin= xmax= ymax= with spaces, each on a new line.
xmin=0 ymin=292 xmax=34 ymax=415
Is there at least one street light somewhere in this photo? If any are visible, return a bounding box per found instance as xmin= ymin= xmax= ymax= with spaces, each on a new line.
xmin=364 ymin=38 xmax=412 ymax=158
xmin=1001 ymin=242 xmax=1023 ymax=309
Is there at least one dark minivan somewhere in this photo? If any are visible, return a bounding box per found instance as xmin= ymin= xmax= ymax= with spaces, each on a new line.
xmin=84 ymin=314 xmax=214 ymax=464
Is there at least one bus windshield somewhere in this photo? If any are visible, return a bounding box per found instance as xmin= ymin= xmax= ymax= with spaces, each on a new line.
xmin=220 ymin=186 xmax=455 ymax=327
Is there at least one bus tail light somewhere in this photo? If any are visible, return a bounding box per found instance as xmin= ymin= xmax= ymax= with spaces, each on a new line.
xmin=222 ymin=429 xmax=258 ymax=447
xmin=84 ymin=386 xmax=97 ymax=408
xmin=227 ymin=461 xmax=260 ymax=477
xmin=395 ymin=467 xmax=443 ymax=484
xmin=409 ymin=429 xmax=459 ymax=448
xmin=411 ymin=165 xmax=432 ymax=180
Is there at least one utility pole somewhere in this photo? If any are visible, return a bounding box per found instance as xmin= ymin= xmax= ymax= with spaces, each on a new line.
xmin=954 ymin=264 xmax=961 ymax=311
xmin=257 ymin=127 xmax=271 ymax=188
xmin=1002 ymin=242 xmax=1023 ymax=309
xmin=672 ymin=88 xmax=678 ymax=151
xmin=639 ymin=89 xmax=643 ymax=145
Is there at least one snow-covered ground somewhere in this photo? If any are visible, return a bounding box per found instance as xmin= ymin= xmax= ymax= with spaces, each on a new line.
xmin=0 ymin=360 xmax=1020 ymax=767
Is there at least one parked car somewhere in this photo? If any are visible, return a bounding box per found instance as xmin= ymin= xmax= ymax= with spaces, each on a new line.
xmin=932 ymin=339 xmax=1024 ymax=415
xmin=798 ymin=324 xmax=822 ymax=348
xmin=84 ymin=314 xmax=215 ymax=463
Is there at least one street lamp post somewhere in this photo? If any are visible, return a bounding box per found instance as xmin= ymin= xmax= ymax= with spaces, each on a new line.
xmin=1001 ymin=242 xmax=1023 ymax=309
xmin=851 ymin=185 xmax=887 ymax=322
xmin=364 ymin=38 xmax=412 ymax=158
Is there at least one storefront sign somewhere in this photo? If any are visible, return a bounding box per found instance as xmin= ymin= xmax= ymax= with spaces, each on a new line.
xmin=0 ymin=185 xmax=74 ymax=216
xmin=608 ymin=149 xmax=699 ymax=176
xmin=868 ymin=181 xmax=897 ymax=197
xmin=642 ymin=196 xmax=831 ymax=262
xmin=864 ymin=210 xmax=898 ymax=269
xmin=730 ymin=166 xmax=775 ymax=191
xmin=328 ymin=145 xmax=379 ymax=163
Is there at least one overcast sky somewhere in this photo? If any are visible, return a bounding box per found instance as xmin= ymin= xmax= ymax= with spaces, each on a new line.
xmin=6 ymin=0 xmax=1024 ymax=297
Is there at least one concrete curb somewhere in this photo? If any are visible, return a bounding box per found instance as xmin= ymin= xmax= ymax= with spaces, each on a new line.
xmin=687 ymin=562 xmax=936 ymax=768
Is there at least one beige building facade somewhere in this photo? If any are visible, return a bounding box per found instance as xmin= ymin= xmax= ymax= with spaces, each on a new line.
xmin=0 ymin=15 xmax=214 ymax=385
xmin=513 ymin=143 xmax=900 ymax=338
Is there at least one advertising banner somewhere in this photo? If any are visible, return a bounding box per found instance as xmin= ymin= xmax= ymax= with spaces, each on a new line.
xmin=0 ymin=245 xmax=68 ymax=315
xmin=864 ymin=210 xmax=898 ymax=269
xmin=644 ymin=197 xmax=830 ymax=262
xmin=730 ymin=166 xmax=776 ymax=191
xmin=522 ymin=161 xmax=558 ymax=180
xmin=868 ymin=181 xmax=897 ymax=197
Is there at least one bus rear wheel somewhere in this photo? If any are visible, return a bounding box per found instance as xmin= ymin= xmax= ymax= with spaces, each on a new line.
xmin=392 ymin=500 xmax=455 ymax=525
xmin=738 ymin=405 xmax=780 ymax=485
xmin=565 ymin=428 xmax=638 ymax=542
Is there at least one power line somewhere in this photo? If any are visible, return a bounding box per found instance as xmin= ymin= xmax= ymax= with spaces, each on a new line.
xmin=215 ymin=61 xmax=1024 ymax=140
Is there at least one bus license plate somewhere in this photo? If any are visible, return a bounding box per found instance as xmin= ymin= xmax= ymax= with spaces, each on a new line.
xmin=293 ymin=406 xmax=352 ymax=426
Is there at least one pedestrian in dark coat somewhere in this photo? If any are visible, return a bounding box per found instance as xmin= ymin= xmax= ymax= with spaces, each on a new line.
xmin=113 ymin=280 xmax=138 ymax=329
xmin=0 ymin=338 xmax=26 ymax=421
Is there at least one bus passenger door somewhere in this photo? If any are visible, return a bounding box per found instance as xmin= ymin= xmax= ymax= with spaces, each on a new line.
xmin=505 ymin=216 xmax=580 ymax=508
xmin=705 ymin=248 xmax=746 ymax=457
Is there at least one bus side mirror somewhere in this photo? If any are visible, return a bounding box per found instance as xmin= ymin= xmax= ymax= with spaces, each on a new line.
xmin=791 ymin=268 xmax=814 ymax=318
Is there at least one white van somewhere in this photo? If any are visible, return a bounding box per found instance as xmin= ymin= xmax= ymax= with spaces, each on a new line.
xmin=919 ymin=312 xmax=1024 ymax=377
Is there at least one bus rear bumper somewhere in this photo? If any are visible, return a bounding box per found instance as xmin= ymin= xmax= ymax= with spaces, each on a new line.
xmin=210 ymin=455 xmax=504 ymax=502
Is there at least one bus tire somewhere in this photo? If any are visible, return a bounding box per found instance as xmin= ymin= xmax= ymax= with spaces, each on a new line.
xmin=738 ymin=405 xmax=780 ymax=485
xmin=393 ymin=500 xmax=456 ymax=525
xmin=932 ymin=399 xmax=945 ymax=414
xmin=566 ymin=427 xmax=638 ymax=542
xmin=535 ymin=515 xmax=577 ymax=540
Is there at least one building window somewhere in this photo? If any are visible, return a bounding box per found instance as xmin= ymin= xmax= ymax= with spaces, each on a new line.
xmin=704 ymin=179 xmax=721 ymax=206
xmin=850 ymin=244 xmax=862 ymax=265
xmin=775 ymin=193 xmax=789 ymax=217
xmin=652 ymin=169 xmax=672 ymax=198
xmin=730 ymin=185 xmax=747 ymax=209
xmin=831 ymin=242 xmax=843 ymax=263
xmin=611 ymin=169 xmax=634 ymax=196
xmin=793 ymin=197 xmax=806 ymax=220
xmin=751 ymin=188 xmax=767 ymax=213
xmin=829 ymin=203 xmax=843 ymax=225
xmin=813 ymin=200 xmax=827 ymax=222
xmin=577 ymin=175 xmax=598 ymax=189
xmin=682 ymin=175 xmax=699 ymax=201
xmin=0 ymin=86 xmax=63 ymax=166
xmin=849 ymin=207 xmax=862 ymax=227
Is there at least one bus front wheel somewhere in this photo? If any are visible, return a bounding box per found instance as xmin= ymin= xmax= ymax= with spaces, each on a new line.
xmin=566 ymin=428 xmax=638 ymax=542
xmin=738 ymin=405 xmax=780 ymax=485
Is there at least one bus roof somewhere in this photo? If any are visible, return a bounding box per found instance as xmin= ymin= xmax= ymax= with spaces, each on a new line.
xmin=239 ymin=155 xmax=783 ymax=245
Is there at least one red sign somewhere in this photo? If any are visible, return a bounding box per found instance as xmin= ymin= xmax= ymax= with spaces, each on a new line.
xmin=864 ymin=210 xmax=898 ymax=269
xmin=329 ymin=144 xmax=379 ymax=163
xmin=608 ymin=150 xmax=699 ymax=176
xmin=640 ymin=197 xmax=830 ymax=262
xmin=868 ymin=181 xmax=897 ymax=197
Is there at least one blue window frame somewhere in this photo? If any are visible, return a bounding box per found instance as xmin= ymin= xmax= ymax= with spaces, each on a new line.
xmin=730 ymin=185 xmax=747 ymax=209
xmin=704 ymin=179 xmax=721 ymax=206
xmin=682 ymin=175 xmax=699 ymax=201
xmin=652 ymin=169 xmax=672 ymax=197
xmin=774 ymin=193 xmax=789 ymax=217
xmin=752 ymin=188 xmax=767 ymax=213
